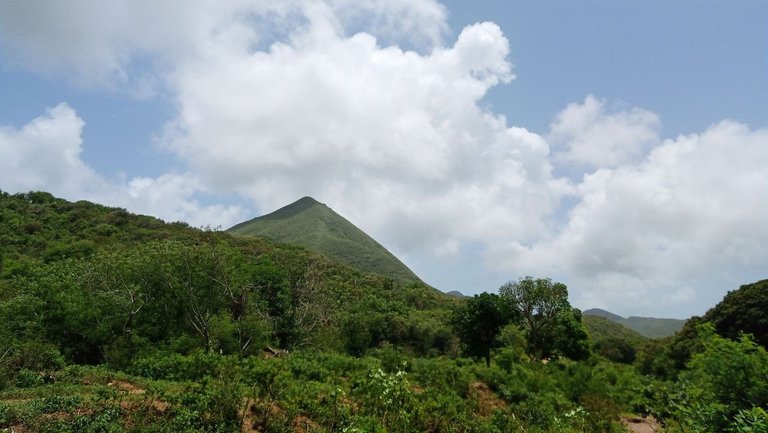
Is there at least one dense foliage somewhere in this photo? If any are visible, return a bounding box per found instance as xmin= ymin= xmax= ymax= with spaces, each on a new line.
xmin=1 ymin=191 xmax=767 ymax=432
xmin=703 ymin=279 xmax=768 ymax=349
xmin=583 ymin=316 xmax=647 ymax=364
xmin=499 ymin=277 xmax=590 ymax=361
xmin=452 ymin=293 xmax=513 ymax=366
xmin=636 ymin=279 xmax=768 ymax=381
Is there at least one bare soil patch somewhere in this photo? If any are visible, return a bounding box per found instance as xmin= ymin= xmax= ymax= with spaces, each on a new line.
xmin=108 ymin=380 xmax=146 ymax=395
xmin=469 ymin=382 xmax=507 ymax=417
xmin=622 ymin=415 xmax=662 ymax=433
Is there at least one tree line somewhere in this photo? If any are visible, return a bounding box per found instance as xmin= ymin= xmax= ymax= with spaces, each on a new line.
xmin=1 ymin=191 xmax=767 ymax=432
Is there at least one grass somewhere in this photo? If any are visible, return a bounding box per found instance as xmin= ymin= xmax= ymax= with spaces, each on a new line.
xmin=228 ymin=196 xmax=420 ymax=283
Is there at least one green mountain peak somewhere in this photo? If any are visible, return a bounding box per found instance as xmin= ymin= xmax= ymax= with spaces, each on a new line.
xmin=227 ymin=197 xmax=420 ymax=283
xmin=256 ymin=196 xmax=322 ymax=221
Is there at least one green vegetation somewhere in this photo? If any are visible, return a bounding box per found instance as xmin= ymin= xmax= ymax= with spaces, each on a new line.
xmin=453 ymin=292 xmax=513 ymax=366
xmin=583 ymin=309 xmax=685 ymax=338
xmin=500 ymin=277 xmax=590 ymax=361
xmin=583 ymin=316 xmax=647 ymax=364
xmin=1 ymin=190 xmax=766 ymax=432
xmin=636 ymin=278 xmax=768 ymax=380
xmin=227 ymin=196 xmax=420 ymax=283
xmin=703 ymin=279 xmax=768 ymax=349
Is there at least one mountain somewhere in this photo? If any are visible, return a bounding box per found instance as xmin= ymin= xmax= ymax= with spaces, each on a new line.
xmin=582 ymin=314 xmax=648 ymax=345
xmin=582 ymin=315 xmax=648 ymax=363
xmin=582 ymin=308 xmax=624 ymax=323
xmin=583 ymin=308 xmax=685 ymax=338
xmin=583 ymin=315 xmax=648 ymax=346
xmin=227 ymin=196 xmax=420 ymax=283
xmin=0 ymin=190 xmax=452 ymax=359
xmin=621 ymin=316 xmax=686 ymax=339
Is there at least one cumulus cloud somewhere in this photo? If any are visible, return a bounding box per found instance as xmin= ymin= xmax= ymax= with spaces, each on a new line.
xmin=329 ymin=0 xmax=448 ymax=49
xmin=0 ymin=105 xmax=245 ymax=228
xmin=0 ymin=0 xmax=446 ymax=93
xmin=0 ymin=103 xmax=100 ymax=196
xmin=160 ymin=10 xmax=568 ymax=259
xmin=549 ymin=95 xmax=660 ymax=170
xmin=512 ymin=120 xmax=768 ymax=316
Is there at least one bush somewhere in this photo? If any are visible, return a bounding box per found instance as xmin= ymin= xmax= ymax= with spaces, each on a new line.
xmin=730 ymin=407 xmax=768 ymax=433
xmin=15 ymin=368 xmax=44 ymax=387
xmin=0 ymin=402 xmax=13 ymax=426
xmin=129 ymin=351 xmax=229 ymax=381
xmin=671 ymin=324 xmax=768 ymax=432
xmin=352 ymin=366 xmax=414 ymax=432
xmin=32 ymin=395 xmax=83 ymax=414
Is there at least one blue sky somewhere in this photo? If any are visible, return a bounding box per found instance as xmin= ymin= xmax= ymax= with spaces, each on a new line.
xmin=1 ymin=0 xmax=766 ymax=318
xmin=443 ymin=0 xmax=768 ymax=134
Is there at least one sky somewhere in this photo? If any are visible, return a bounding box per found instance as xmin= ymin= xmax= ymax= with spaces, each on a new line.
xmin=1 ymin=0 xmax=766 ymax=318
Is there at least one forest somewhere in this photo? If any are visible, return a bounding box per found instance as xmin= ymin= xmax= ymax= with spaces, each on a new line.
xmin=1 ymin=190 xmax=766 ymax=432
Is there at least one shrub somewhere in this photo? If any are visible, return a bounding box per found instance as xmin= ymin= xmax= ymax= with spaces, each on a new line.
xmin=671 ymin=324 xmax=768 ymax=432
xmin=129 ymin=351 xmax=228 ymax=381
xmin=352 ymin=366 xmax=414 ymax=432
xmin=15 ymin=368 xmax=44 ymax=388
xmin=730 ymin=407 xmax=768 ymax=433
xmin=32 ymin=395 xmax=83 ymax=414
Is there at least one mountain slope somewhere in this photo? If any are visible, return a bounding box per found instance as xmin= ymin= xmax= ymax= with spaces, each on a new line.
xmin=621 ymin=316 xmax=686 ymax=339
xmin=583 ymin=308 xmax=685 ymax=338
xmin=581 ymin=308 xmax=624 ymax=323
xmin=227 ymin=196 xmax=419 ymax=283
xmin=583 ymin=315 xmax=648 ymax=346
xmin=583 ymin=315 xmax=648 ymax=363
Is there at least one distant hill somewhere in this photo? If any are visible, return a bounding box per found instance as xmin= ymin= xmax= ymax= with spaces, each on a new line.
xmin=227 ymin=196 xmax=420 ymax=283
xmin=583 ymin=315 xmax=648 ymax=363
xmin=583 ymin=308 xmax=685 ymax=338
xmin=582 ymin=308 xmax=624 ymax=323
xmin=583 ymin=315 xmax=648 ymax=346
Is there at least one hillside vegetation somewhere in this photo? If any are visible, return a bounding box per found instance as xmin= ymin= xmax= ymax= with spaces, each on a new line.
xmin=583 ymin=316 xmax=648 ymax=363
xmin=1 ymin=190 xmax=766 ymax=433
xmin=228 ymin=196 xmax=420 ymax=283
xmin=583 ymin=309 xmax=685 ymax=338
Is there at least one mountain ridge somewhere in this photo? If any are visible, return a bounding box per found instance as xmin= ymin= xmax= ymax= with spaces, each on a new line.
xmin=227 ymin=196 xmax=420 ymax=283
xmin=583 ymin=308 xmax=685 ymax=338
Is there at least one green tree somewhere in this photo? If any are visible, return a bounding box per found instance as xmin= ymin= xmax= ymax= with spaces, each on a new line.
xmin=453 ymin=292 xmax=513 ymax=366
xmin=704 ymin=279 xmax=768 ymax=349
xmin=672 ymin=323 xmax=768 ymax=432
xmin=500 ymin=276 xmax=590 ymax=360
xmin=552 ymin=307 xmax=591 ymax=360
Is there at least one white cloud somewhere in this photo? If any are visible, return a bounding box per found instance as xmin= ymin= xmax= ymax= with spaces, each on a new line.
xmin=0 ymin=103 xmax=100 ymax=196
xmin=124 ymin=173 xmax=246 ymax=228
xmin=329 ymin=0 xmax=448 ymax=49
xmin=0 ymin=0 xmax=447 ymax=93
xmin=549 ymin=95 xmax=660 ymax=170
xmin=159 ymin=12 xmax=567 ymax=258
xmin=0 ymin=104 xmax=246 ymax=228
xmin=512 ymin=120 xmax=768 ymax=315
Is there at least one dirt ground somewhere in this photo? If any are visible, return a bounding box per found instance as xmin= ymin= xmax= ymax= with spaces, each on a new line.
xmin=622 ymin=415 xmax=662 ymax=433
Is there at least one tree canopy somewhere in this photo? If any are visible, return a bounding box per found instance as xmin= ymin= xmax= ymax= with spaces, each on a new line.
xmin=452 ymin=292 xmax=514 ymax=366
xmin=499 ymin=277 xmax=590 ymax=360
xmin=703 ymin=279 xmax=768 ymax=349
